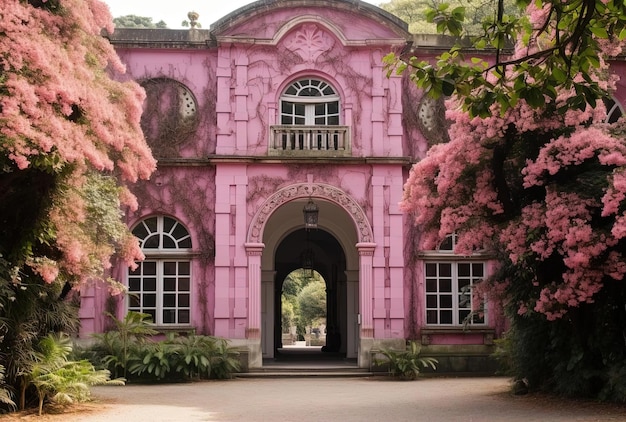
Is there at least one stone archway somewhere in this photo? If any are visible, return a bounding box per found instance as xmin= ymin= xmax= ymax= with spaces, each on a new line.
xmin=245 ymin=182 xmax=376 ymax=367
xmin=247 ymin=182 xmax=373 ymax=244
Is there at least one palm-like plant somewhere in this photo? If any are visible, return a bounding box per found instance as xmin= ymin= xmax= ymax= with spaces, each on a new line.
xmin=0 ymin=262 xmax=80 ymax=411
xmin=25 ymin=333 xmax=123 ymax=416
xmin=374 ymin=341 xmax=438 ymax=380
xmin=92 ymin=311 xmax=157 ymax=378
xmin=0 ymin=365 xmax=16 ymax=411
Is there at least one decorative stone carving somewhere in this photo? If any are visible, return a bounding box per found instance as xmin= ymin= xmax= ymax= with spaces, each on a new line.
xmin=248 ymin=183 xmax=372 ymax=243
xmin=284 ymin=23 xmax=333 ymax=62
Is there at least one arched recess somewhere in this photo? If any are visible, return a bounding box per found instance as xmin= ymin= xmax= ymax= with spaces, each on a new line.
xmin=245 ymin=183 xmax=376 ymax=365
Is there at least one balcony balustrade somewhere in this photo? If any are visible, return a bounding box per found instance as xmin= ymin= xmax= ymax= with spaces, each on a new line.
xmin=269 ymin=125 xmax=351 ymax=156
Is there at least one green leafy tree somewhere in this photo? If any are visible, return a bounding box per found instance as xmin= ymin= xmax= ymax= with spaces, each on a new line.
xmin=113 ymin=15 xmax=167 ymax=29
xmin=386 ymin=0 xmax=626 ymax=118
xmin=379 ymin=0 xmax=518 ymax=34
xmin=297 ymin=278 xmax=327 ymax=329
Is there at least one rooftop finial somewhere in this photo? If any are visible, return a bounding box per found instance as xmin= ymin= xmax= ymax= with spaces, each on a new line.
xmin=187 ymin=11 xmax=199 ymax=28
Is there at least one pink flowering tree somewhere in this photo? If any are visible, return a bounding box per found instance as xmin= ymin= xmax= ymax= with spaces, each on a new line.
xmin=395 ymin=1 xmax=626 ymax=399
xmin=0 ymin=0 xmax=155 ymax=406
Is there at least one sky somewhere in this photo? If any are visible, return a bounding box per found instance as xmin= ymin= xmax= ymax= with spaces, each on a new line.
xmin=102 ymin=0 xmax=384 ymax=29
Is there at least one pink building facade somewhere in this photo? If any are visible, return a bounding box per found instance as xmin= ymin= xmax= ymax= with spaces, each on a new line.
xmin=78 ymin=0 xmax=626 ymax=371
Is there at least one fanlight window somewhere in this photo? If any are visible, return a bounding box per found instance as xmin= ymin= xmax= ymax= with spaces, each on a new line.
xmin=128 ymin=216 xmax=192 ymax=326
xmin=604 ymin=97 xmax=623 ymax=124
xmin=281 ymin=79 xmax=340 ymax=125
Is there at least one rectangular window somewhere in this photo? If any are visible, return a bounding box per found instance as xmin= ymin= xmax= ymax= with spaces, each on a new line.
xmin=128 ymin=260 xmax=191 ymax=326
xmin=425 ymin=261 xmax=485 ymax=325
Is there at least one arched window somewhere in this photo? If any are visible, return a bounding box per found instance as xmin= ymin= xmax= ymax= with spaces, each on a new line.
xmin=604 ymin=97 xmax=624 ymax=124
xmin=128 ymin=216 xmax=192 ymax=326
xmin=424 ymin=234 xmax=486 ymax=326
xmin=280 ymin=78 xmax=340 ymax=125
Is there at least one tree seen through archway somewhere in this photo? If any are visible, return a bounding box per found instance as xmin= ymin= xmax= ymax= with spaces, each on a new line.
xmin=281 ymin=269 xmax=326 ymax=345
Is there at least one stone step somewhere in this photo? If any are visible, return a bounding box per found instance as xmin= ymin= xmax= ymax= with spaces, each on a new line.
xmin=238 ymin=367 xmax=374 ymax=378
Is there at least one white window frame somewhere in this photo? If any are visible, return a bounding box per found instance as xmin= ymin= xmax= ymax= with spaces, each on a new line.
xmin=280 ymin=78 xmax=340 ymax=126
xmin=127 ymin=216 xmax=192 ymax=327
xmin=423 ymin=234 xmax=487 ymax=327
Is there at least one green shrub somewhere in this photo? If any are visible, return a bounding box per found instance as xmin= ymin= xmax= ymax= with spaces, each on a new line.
xmin=24 ymin=333 xmax=123 ymax=416
xmin=89 ymin=312 xmax=240 ymax=382
xmin=374 ymin=340 xmax=437 ymax=380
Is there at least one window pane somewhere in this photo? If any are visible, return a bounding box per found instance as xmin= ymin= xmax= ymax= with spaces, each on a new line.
xmin=179 ymin=262 xmax=190 ymax=276
xmin=162 ymin=309 xmax=176 ymax=324
xmin=144 ymin=278 xmax=157 ymax=291
xmin=459 ymin=309 xmax=470 ymax=323
xmin=472 ymin=263 xmax=484 ymax=276
xmin=178 ymin=237 xmax=192 ymax=248
xmin=179 ymin=278 xmax=190 ymax=291
xmin=315 ymin=104 xmax=325 ymax=115
xmin=426 ymin=279 xmax=437 ymax=292
xmin=128 ymin=278 xmax=140 ymax=291
xmin=132 ymin=224 xmax=149 ymax=240
xmin=163 ymin=294 xmax=176 ymax=307
xmin=439 ymin=264 xmax=452 ymax=277
xmin=163 ymin=278 xmax=176 ymax=291
xmin=144 ymin=234 xmax=160 ymax=249
xmin=172 ymin=223 xmax=189 ymax=241
xmin=162 ymin=236 xmax=176 ymax=249
xmin=440 ymin=278 xmax=452 ymax=292
xmin=146 ymin=310 xmax=156 ymax=322
xmin=178 ymin=310 xmax=190 ymax=324
xmin=129 ymin=294 xmax=140 ymax=308
xmin=144 ymin=294 xmax=156 ymax=307
xmin=144 ymin=217 xmax=158 ymax=233
xmin=328 ymin=116 xmax=339 ymax=125
xmin=328 ymin=102 xmax=338 ymax=114
xmin=440 ymin=310 xmax=453 ymax=324
xmin=427 ymin=310 xmax=438 ymax=324
xmin=143 ymin=261 xmax=157 ymax=275
xmin=426 ymin=295 xmax=437 ymax=308
xmin=295 ymin=117 xmax=305 ymax=125
xmin=178 ymin=294 xmax=190 ymax=307
xmin=163 ymin=262 xmax=177 ymax=275
xmin=315 ymin=117 xmax=325 ymax=125
xmin=439 ymin=236 xmax=453 ymax=250
xmin=295 ymin=104 xmax=305 ymax=116
xmin=163 ymin=217 xmax=175 ymax=233
xmin=458 ymin=263 xmax=470 ymax=277
xmin=440 ymin=295 xmax=452 ymax=308
xmin=425 ymin=263 xmax=437 ymax=277
xmin=458 ymin=279 xmax=470 ymax=291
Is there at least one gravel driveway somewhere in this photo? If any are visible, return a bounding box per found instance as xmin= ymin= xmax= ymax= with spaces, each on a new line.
xmin=6 ymin=376 xmax=626 ymax=421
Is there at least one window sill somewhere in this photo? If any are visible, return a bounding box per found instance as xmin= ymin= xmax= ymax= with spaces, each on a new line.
xmin=153 ymin=326 xmax=196 ymax=334
xmin=420 ymin=327 xmax=495 ymax=345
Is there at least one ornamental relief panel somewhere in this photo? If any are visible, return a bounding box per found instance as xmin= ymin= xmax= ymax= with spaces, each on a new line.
xmin=248 ymin=183 xmax=372 ymax=243
xmin=284 ymin=23 xmax=334 ymax=62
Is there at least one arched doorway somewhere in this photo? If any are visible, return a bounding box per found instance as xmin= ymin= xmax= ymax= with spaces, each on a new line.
xmin=247 ymin=182 xmax=375 ymax=367
xmin=273 ymin=228 xmax=347 ymax=360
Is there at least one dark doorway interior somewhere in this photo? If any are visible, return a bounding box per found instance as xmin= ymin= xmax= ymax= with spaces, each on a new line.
xmin=272 ymin=228 xmax=349 ymax=363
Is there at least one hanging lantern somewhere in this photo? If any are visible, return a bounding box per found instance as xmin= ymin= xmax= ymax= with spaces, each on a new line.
xmin=303 ymin=199 xmax=319 ymax=230
xmin=301 ymin=247 xmax=315 ymax=278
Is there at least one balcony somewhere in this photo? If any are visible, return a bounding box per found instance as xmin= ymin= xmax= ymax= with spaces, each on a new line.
xmin=269 ymin=125 xmax=351 ymax=157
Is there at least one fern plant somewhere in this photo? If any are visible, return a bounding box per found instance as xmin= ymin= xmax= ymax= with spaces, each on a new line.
xmin=374 ymin=340 xmax=438 ymax=380
xmin=0 ymin=365 xmax=15 ymax=411
xmin=24 ymin=333 xmax=124 ymax=416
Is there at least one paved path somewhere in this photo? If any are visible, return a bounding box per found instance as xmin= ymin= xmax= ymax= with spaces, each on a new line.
xmin=10 ymin=377 xmax=626 ymax=421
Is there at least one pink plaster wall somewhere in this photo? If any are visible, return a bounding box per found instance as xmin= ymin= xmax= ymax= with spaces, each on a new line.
xmin=81 ymin=2 xmax=626 ymax=350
